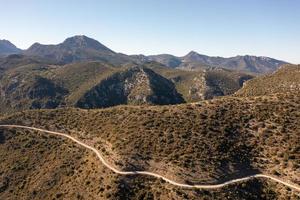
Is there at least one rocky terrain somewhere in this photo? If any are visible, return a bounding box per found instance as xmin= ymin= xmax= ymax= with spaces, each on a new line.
xmin=148 ymin=63 xmax=253 ymax=102
xmin=76 ymin=66 xmax=184 ymax=108
xmin=0 ymin=54 xmax=254 ymax=114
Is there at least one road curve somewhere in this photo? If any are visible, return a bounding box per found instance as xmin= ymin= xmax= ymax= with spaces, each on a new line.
xmin=0 ymin=124 xmax=299 ymax=191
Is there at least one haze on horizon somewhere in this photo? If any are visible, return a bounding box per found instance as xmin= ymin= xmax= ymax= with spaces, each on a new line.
xmin=0 ymin=0 xmax=299 ymax=63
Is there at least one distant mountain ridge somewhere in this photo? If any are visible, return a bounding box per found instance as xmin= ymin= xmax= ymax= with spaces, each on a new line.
xmin=23 ymin=35 xmax=132 ymax=65
xmin=142 ymin=51 xmax=288 ymax=74
xmin=0 ymin=39 xmax=21 ymax=55
xmin=0 ymin=35 xmax=289 ymax=73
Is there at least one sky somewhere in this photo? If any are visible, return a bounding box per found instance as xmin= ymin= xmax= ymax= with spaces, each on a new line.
xmin=0 ymin=0 xmax=300 ymax=63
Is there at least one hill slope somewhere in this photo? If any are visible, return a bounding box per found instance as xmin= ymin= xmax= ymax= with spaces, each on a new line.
xmin=0 ymin=63 xmax=299 ymax=199
xmin=0 ymin=62 xmax=187 ymax=113
xmin=235 ymin=64 xmax=300 ymax=97
xmin=1 ymin=91 xmax=299 ymax=199
xmin=76 ymin=66 xmax=185 ymax=108
xmin=1 ymin=59 xmax=254 ymax=114
xmin=0 ymin=40 xmax=21 ymax=56
xmin=0 ymin=128 xmax=285 ymax=199
xmin=147 ymin=62 xmax=254 ymax=102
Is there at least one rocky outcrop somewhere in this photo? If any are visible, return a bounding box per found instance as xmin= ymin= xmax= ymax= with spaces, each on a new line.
xmin=162 ymin=67 xmax=254 ymax=102
xmin=76 ymin=66 xmax=184 ymax=108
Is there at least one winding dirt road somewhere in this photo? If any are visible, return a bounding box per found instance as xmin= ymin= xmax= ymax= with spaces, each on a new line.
xmin=0 ymin=124 xmax=299 ymax=191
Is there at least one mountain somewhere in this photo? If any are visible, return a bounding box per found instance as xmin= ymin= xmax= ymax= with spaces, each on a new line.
xmin=143 ymin=51 xmax=288 ymax=74
xmin=0 ymin=36 xmax=287 ymax=73
xmin=76 ymin=66 xmax=184 ymax=108
xmin=181 ymin=51 xmax=221 ymax=64
xmin=24 ymin=35 xmax=132 ymax=65
xmin=0 ymin=40 xmax=21 ymax=55
xmin=61 ymin=35 xmax=114 ymax=52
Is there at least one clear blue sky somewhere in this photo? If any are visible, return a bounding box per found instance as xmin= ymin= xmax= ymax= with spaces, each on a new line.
xmin=1 ymin=0 xmax=299 ymax=63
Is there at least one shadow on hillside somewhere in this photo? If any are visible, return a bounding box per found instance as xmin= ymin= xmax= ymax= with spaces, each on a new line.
xmin=114 ymin=171 xmax=275 ymax=200
xmin=211 ymin=168 xmax=261 ymax=185
xmin=114 ymin=175 xmax=157 ymax=200
xmin=0 ymin=129 xmax=6 ymax=144
xmin=195 ymin=178 xmax=277 ymax=199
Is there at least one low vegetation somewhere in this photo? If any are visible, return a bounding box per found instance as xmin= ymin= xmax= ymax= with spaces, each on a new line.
xmin=0 ymin=62 xmax=299 ymax=199
xmin=147 ymin=62 xmax=253 ymax=102
xmin=235 ymin=64 xmax=300 ymax=97
xmin=1 ymin=91 xmax=299 ymax=199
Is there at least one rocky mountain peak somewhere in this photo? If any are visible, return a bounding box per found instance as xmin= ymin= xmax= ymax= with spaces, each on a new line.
xmin=61 ymin=35 xmax=114 ymax=53
xmin=183 ymin=51 xmax=209 ymax=60
xmin=186 ymin=50 xmax=199 ymax=56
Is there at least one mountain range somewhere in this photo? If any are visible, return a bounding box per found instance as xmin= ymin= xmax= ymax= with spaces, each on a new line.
xmin=0 ymin=34 xmax=299 ymax=199
xmin=143 ymin=51 xmax=287 ymax=74
xmin=0 ymin=58 xmax=253 ymax=113
xmin=0 ymin=35 xmax=291 ymax=114
xmin=0 ymin=35 xmax=288 ymax=73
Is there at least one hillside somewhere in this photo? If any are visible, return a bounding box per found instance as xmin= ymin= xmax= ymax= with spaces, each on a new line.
xmin=0 ymin=129 xmax=284 ymax=200
xmin=235 ymin=64 xmax=300 ymax=97
xmin=0 ymin=58 xmax=254 ymax=114
xmin=0 ymin=62 xmax=185 ymax=113
xmin=146 ymin=62 xmax=253 ymax=102
xmin=147 ymin=54 xmax=182 ymax=68
xmin=0 ymin=91 xmax=299 ymax=199
xmin=0 ymin=40 xmax=21 ymax=56
xmin=76 ymin=66 xmax=184 ymax=108
xmin=0 ymin=60 xmax=119 ymax=113
xmin=0 ymin=63 xmax=68 ymax=113
xmin=0 ymin=54 xmax=55 ymax=72
xmin=0 ymin=61 xmax=299 ymax=199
